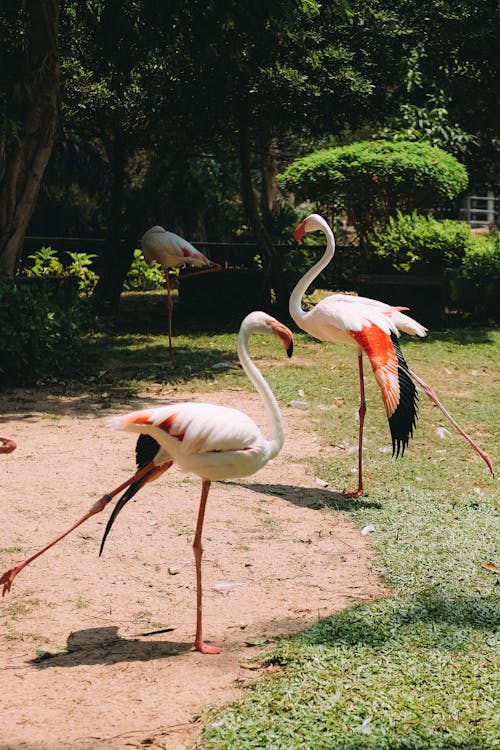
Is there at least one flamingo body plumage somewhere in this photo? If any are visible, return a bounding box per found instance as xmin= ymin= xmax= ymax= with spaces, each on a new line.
xmin=141 ymin=226 xmax=213 ymax=272
xmin=108 ymin=402 xmax=278 ymax=481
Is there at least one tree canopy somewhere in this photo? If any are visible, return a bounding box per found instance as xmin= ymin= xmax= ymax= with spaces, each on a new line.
xmin=0 ymin=0 xmax=497 ymax=293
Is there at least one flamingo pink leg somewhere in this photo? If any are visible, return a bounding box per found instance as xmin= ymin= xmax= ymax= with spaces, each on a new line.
xmin=164 ymin=272 xmax=174 ymax=361
xmin=345 ymin=354 xmax=366 ymax=497
xmin=192 ymin=480 xmax=222 ymax=654
xmin=164 ymin=263 xmax=220 ymax=362
xmin=408 ymin=369 xmax=495 ymax=476
xmin=0 ymin=461 xmax=159 ymax=596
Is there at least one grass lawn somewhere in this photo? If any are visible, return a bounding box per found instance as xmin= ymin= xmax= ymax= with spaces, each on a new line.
xmin=84 ymin=295 xmax=499 ymax=749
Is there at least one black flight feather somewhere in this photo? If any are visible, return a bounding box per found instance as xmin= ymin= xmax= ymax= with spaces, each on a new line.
xmin=99 ymin=434 xmax=161 ymax=556
xmin=388 ymin=334 xmax=419 ymax=458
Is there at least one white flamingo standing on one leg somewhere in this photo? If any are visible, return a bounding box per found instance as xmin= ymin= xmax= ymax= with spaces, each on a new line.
xmin=141 ymin=225 xmax=221 ymax=359
xmin=0 ymin=311 xmax=293 ymax=654
xmin=290 ymin=213 xmax=494 ymax=496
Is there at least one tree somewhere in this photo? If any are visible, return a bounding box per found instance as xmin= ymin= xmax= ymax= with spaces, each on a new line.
xmin=157 ymin=0 xmax=378 ymax=306
xmin=369 ymin=0 xmax=500 ymax=186
xmin=60 ymin=0 xmax=168 ymax=308
xmin=0 ymin=0 xmax=60 ymax=277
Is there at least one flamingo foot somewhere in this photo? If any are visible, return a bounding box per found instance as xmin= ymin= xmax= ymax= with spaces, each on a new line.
xmin=0 ymin=565 xmax=23 ymax=596
xmin=0 ymin=437 xmax=16 ymax=454
xmin=194 ymin=639 xmax=222 ymax=655
xmin=344 ymin=488 xmax=364 ymax=498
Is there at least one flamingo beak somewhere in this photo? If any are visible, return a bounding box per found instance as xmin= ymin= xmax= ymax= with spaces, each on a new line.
xmin=294 ymin=222 xmax=306 ymax=243
xmin=271 ymin=322 xmax=294 ymax=358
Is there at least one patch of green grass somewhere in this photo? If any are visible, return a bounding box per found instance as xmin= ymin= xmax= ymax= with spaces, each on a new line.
xmin=199 ymin=327 xmax=499 ymax=750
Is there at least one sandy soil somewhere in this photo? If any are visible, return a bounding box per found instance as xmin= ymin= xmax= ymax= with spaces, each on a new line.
xmin=0 ymin=386 xmax=386 ymax=750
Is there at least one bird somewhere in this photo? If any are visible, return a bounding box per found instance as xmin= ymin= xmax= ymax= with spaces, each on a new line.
xmin=290 ymin=213 xmax=494 ymax=496
xmin=0 ymin=311 xmax=293 ymax=654
xmin=0 ymin=437 xmax=16 ymax=454
xmin=141 ymin=225 xmax=221 ymax=359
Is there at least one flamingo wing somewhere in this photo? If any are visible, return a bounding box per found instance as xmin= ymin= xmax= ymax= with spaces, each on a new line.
xmin=349 ymin=323 xmax=418 ymax=456
xmin=305 ymin=295 xmax=398 ymax=341
xmin=98 ymin=434 xmax=171 ymax=556
xmin=108 ymin=403 xmax=262 ymax=456
xmin=320 ymin=293 xmax=427 ymax=337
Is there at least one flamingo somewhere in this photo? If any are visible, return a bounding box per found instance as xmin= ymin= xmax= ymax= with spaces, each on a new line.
xmin=141 ymin=225 xmax=221 ymax=359
xmin=0 ymin=437 xmax=16 ymax=454
xmin=0 ymin=311 xmax=293 ymax=654
xmin=290 ymin=213 xmax=494 ymax=496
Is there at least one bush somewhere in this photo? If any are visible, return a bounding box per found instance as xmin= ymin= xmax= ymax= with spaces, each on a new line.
xmin=124 ymin=249 xmax=165 ymax=290
xmin=278 ymin=140 xmax=469 ymax=243
xmin=459 ymin=232 xmax=500 ymax=282
xmin=369 ymin=211 xmax=474 ymax=273
xmin=24 ymin=246 xmax=98 ymax=296
xmin=0 ymin=277 xmax=91 ymax=383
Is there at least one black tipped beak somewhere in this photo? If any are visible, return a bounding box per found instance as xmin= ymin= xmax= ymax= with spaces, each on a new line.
xmin=287 ymin=341 xmax=293 ymax=358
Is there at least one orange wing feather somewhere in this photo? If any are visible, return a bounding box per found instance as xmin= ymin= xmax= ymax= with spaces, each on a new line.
xmin=349 ymin=324 xmax=400 ymax=419
xmin=349 ymin=324 xmax=418 ymax=457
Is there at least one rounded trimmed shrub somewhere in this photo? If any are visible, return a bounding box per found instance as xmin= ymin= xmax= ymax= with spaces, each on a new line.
xmin=278 ymin=140 xmax=469 ymax=242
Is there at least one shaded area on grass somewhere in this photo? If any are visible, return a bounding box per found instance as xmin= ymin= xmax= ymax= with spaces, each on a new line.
xmin=201 ymin=590 xmax=499 ymax=750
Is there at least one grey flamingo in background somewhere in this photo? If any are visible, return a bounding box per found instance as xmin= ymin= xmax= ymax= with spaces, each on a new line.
xmin=290 ymin=213 xmax=494 ymax=496
xmin=141 ymin=225 xmax=221 ymax=359
xmin=1 ymin=311 xmax=293 ymax=654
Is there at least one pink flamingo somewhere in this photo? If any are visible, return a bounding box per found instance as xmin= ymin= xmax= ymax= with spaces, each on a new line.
xmin=290 ymin=213 xmax=494 ymax=496
xmin=141 ymin=225 xmax=221 ymax=359
xmin=1 ymin=311 xmax=293 ymax=654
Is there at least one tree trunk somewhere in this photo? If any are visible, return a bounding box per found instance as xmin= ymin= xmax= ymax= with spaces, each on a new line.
xmin=260 ymin=137 xmax=279 ymax=219
xmin=93 ymin=127 xmax=134 ymax=310
xmin=238 ymin=121 xmax=290 ymax=313
xmin=0 ymin=0 xmax=60 ymax=278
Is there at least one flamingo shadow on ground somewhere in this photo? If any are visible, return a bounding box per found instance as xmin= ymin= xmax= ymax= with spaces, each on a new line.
xmin=220 ymin=480 xmax=383 ymax=511
xmin=28 ymin=626 xmax=192 ymax=669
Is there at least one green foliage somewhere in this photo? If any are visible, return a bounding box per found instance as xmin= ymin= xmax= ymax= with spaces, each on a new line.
xmin=459 ymin=233 xmax=500 ymax=282
xmin=369 ymin=211 xmax=475 ymax=273
xmin=279 ymin=140 xmax=469 ymax=242
xmin=380 ymin=48 xmax=478 ymax=159
xmin=0 ymin=277 xmax=91 ymax=383
xmin=65 ymin=252 xmax=99 ymax=293
xmin=24 ymin=246 xmax=98 ymax=295
xmin=27 ymin=246 xmax=64 ymax=277
xmin=124 ymin=249 xmax=165 ymax=291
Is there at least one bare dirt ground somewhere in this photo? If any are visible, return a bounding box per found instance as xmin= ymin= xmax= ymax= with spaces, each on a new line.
xmin=0 ymin=386 xmax=386 ymax=750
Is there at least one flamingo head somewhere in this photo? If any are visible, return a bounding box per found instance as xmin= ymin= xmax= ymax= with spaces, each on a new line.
xmin=240 ymin=311 xmax=293 ymax=358
xmin=294 ymin=213 xmax=329 ymax=242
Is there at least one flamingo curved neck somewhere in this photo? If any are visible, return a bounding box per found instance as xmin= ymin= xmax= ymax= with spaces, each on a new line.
xmin=237 ymin=329 xmax=284 ymax=459
xmin=289 ymin=223 xmax=336 ymax=324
